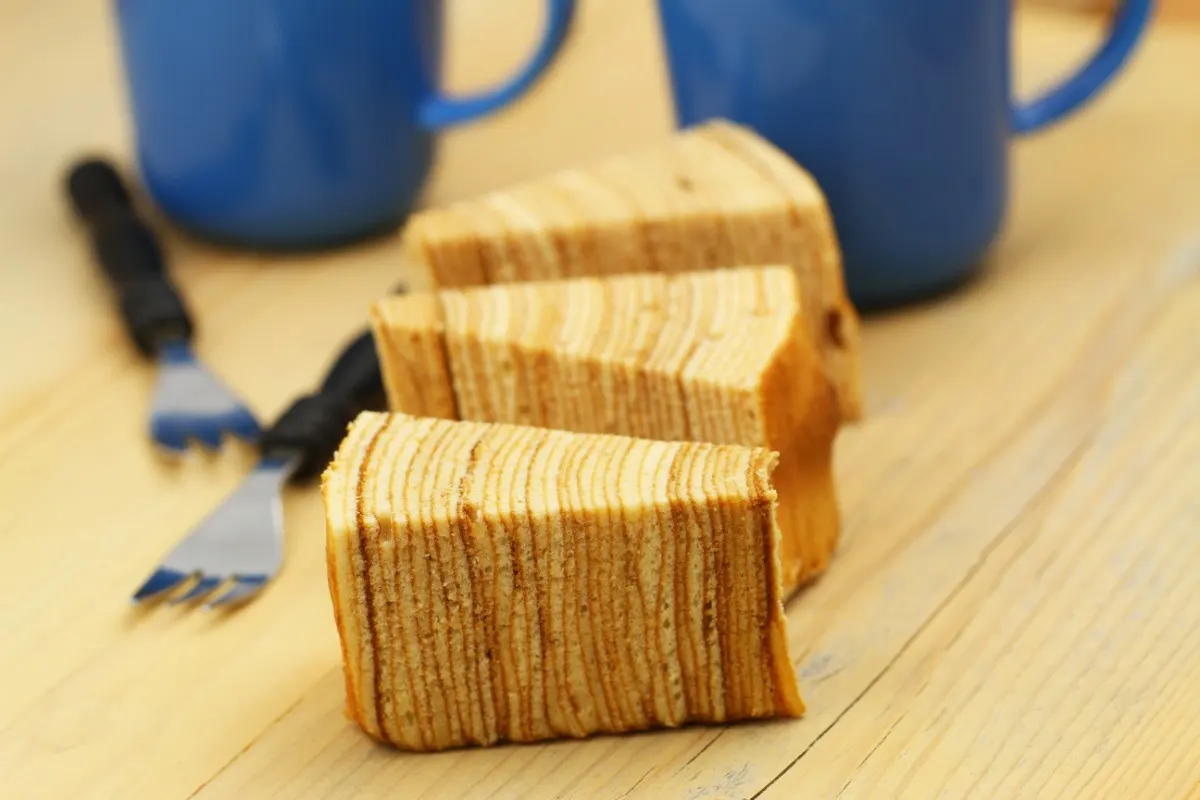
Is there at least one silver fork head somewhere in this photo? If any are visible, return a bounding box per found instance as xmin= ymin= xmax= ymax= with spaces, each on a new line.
xmin=132 ymin=455 xmax=298 ymax=609
xmin=150 ymin=341 xmax=261 ymax=452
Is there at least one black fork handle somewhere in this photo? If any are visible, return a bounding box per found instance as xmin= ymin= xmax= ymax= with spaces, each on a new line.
xmin=258 ymin=329 xmax=386 ymax=482
xmin=65 ymin=157 xmax=193 ymax=356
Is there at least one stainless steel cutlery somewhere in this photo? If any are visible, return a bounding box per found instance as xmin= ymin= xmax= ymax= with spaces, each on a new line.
xmin=64 ymin=158 xmax=393 ymax=609
xmin=131 ymin=329 xmax=384 ymax=609
xmin=66 ymin=157 xmax=260 ymax=452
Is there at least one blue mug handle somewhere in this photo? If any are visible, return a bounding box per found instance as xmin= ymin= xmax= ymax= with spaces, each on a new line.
xmin=1013 ymin=0 xmax=1153 ymax=133
xmin=418 ymin=0 xmax=576 ymax=129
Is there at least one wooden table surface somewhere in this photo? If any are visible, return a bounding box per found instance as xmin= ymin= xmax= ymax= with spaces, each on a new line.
xmin=3 ymin=2 xmax=1200 ymax=798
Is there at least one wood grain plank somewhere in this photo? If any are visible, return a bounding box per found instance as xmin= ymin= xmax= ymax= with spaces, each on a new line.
xmin=192 ymin=234 xmax=1200 ymax=797
xmin=189 ymin=15 xmax=1200 ymax=797
xmin=1 ymin=1 xmax=1199 ymax=799
xmin=0 ymin=1 xmax=671 ymax=797
xmin=763 ymin=244 xmax=1200 ymax=798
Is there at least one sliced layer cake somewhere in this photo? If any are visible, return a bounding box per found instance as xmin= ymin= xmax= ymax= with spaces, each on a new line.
xmin=323 ymin=412 xmax=804 ymax=750
xmin=371 ymin=266 xmax=842 ymax=590
xmin=399 ymin=119 xmax=862 ymax=421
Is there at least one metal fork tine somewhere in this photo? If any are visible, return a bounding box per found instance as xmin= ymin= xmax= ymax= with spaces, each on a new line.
xmin=221 ymin=407 xmax=262 ymax=443
xmin=205 ymin=576 xmax=267 ymax=610
xmin=150 ymin=417 xmax=191 ymax=454
xmin=128 ymin=327 xmax=383 ymax=614
xmin=131 ymin=456 xmax=297 ymax=611
xmin=150 ymin=343 xmax=261 ymax=454
xmin=66 ymin=159 xmax=262 ymax=456
xmin=131 ymin=567 xmax=190 ymax=602
xmin=170 ymin=575 xmax=225 ymax=604
xmin=191 ymin=423 xmax=225 ymax=451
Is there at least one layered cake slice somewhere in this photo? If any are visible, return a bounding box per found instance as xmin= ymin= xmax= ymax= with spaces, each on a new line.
xmin=398 ymin=119 xmax=862 ymax=421
xmin=371 ymin=266 xmax=842 ymax=590
xmin=323 ymin=412 xmax=804 ymax=751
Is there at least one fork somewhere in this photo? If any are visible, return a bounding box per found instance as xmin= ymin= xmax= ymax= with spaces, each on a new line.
xmin=66 ymin=157 xmax=260 ymax=452
xmin=131 ymin=328 xmax=384 ymax=609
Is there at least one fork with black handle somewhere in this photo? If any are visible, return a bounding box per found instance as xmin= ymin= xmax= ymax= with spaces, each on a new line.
xmin=132 ymin=328 xmax=384 ymax=609
xmin=66 ymin=157 xmax=260 ymax=451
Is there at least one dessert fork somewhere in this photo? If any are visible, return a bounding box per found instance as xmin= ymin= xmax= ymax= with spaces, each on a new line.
xmin=131 ymin=328 xmax=384 ymax=609
xmin=66 ymin=157 xmax=260 ymax=452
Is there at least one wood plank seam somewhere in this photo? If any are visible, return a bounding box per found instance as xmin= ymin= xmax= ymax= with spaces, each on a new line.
xmin=7 ymin=4 xmax=1200 ymax=797
xmin=784 ymin=340 xmax=1102 ymax=667
xmin=683 ymin=245 xmax=1198 ymax=797
xmin=749 ymin=249 xmax=1200 ymax=797
xmin=187 ymin=247 xmax=1184 ymax=796
xmin=815 ymin=354 xmax=1200 ymax=797
xmin=835 ymin=714 xmax=904 ymax=799
xmin=613 ymin=766 xmax=655 ymax=800
xmin=138 ymin=239 xmax=1190 ymax=800
xmin=794 ymin=238 xmax=1200 ymax=639
xmin=184 ymin=673 xmax=330 ymax=799
xmin=769 ymin=436 xmax=1096 ymax=799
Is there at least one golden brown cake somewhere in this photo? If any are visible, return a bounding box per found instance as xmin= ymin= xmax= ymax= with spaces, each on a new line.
xmin=371 ymin=266 xmax=842 ymax=590
xmin=323 ymin=412 xmax=805 ymax=751
xmin=399 ymin=119 xmax=862 ymax=421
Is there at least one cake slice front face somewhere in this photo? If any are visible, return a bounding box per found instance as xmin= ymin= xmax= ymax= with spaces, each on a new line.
xmin=398 ymin=119 xmax=862 ymax=421
xmin=323 ymin=412 xmax=804 ymax=751
xmin=372 ymin=266 xmax=842 ymax=590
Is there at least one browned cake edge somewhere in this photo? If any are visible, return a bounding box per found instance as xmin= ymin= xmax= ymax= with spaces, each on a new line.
xmin=369 ymin=294 xmax=458 ymax=419
xmin=323 ymin=413 xmax=806 ymax=750
xmin=690 ymin=119 xmax=864 ymax=422
xmin=372 ymin=268 xmax=842 ymax=591
xmin=323 ymin=412 xmax=392 ymax=736
xmin=369 ymin=272 xmax=840 ymax=592
xmin=751 ymin=449 xmax=807 ymax=720
xmin=398 ymin=121 xmax=863 ymax=423
xmin=756 ymin=287 xmax=843 ymax=590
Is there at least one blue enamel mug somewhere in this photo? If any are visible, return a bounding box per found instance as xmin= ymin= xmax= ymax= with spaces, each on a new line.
xmin=657 ymin=0 xmax=1154 ymax=308
xmin=114 ymin=0 xmax=575 ymax=248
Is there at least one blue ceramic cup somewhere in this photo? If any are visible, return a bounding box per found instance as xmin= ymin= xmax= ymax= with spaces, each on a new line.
xmin=114 ymin=0 xmax=575 ymax=249
xmin=657 ymin=0 xmax=1153 ymax=308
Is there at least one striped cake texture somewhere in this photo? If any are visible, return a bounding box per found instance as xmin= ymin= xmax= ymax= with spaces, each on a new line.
xmin=370 ymin=266 xmax=842 ymax=590
xmin=323 ymin=413 xmax=804 ymax=751
xmin=400 ymin=119 xmax=862 ymax=421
